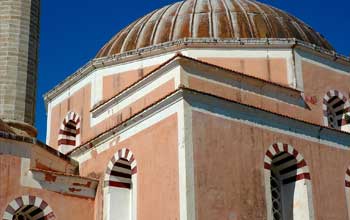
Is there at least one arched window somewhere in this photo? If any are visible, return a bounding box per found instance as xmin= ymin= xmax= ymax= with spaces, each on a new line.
xmin=345 ymin=167 xmax=350 ymax=219
xmin=270 ymin=171 xmax=283 ymax=220
xmin=264 ymin=143 xmax=314 ymax=220
xmin=13 ymin=205 xmax=44 ymax=220
xmin=2 ymin=195 xmax=55 ymax=220
xmin=323 ymin=90 xmax=350 ymax=131
xmin=104 ymin=148 xmax=137 ymax=220
xmin=57 ymin=111 xmax=81 ymax=154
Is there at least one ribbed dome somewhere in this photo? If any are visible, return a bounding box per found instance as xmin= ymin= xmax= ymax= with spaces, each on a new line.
xmin=96 ymin=0 xmax=333 ymax=58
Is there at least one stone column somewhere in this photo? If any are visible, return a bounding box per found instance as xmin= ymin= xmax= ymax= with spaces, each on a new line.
xmin=0 ymin=0 xmax=40 ymax=136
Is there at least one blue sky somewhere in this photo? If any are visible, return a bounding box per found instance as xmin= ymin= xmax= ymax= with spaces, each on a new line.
xmin=37 ymin=0 xmax=350 ymax=141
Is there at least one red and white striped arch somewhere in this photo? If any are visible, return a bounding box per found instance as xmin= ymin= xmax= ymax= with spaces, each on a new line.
xmin=58 ymin=111 xmax=81 ymax=154
xmin=264 ymin=142 xmax=310 ymax=183
xmin=345 ymin=167 xmax=350 ymax=219
xmin=345 ymin=168 xmax=350 ymax=188
xmin=2 ymin=195 xmax=55 ymax=220
xmin=104 ymin=148 xmax=137 ymax=189
xmin=323 ymin=90 xmax=350 ymax=129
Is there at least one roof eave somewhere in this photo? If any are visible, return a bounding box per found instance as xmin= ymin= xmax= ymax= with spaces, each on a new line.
xmin=43 ymin=38 xmax=350 ymax=109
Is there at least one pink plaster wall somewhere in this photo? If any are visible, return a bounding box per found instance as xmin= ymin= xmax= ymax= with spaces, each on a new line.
xmin=0 ymin=154 xmax=94 ymax=220
xmin=103 ymin=65 xmax=159 ymax=101
xmin=186 ymin=59 xmax=350 ymax=128
xmin=49 ymin=79 xmax=175 ymax=151
xmin=80 ymin=114 xmax=180 ymax=220
xmin=192 ymin=110 xmax=350 ymax=220
xmin=199 ymin=57 xmax=288 ymax=86
xmin=302 ymin=60 xmax=350 ymax=125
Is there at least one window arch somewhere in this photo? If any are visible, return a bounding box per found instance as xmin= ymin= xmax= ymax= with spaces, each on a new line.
xmin=104 ymin=148 xmax=137 ymax=220
xmin=323 ymin=90 xmax=350 ymax=131
xmin=57 ymin=111 xmax=81 ymax=154
xmin=2 ymin=195 xmax=55 ymax=220
xmin=264 ymin=143 xmax=314 ymax=220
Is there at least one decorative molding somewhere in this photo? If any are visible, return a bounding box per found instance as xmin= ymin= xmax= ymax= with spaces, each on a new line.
xmin=43 ymin=38 xmax=350 ymax=107
xmin=0 ymin=131 xmax=77 ymax=167
xmin=263 ymin=143 xmax=314 ymax=220
xmin=58 ymin=111 xmax=81 ymax=154
xmin=187 ymin=88 xmax=350 ymax=149
xmin=322 ymin=90 xmax=350 ymax=129
xmin=104 ymin=148 xmax=137 ymax=188
xmin=264 ymin=142 xmax=310 ymax=183
xmin=69 ymin=90 xmax=183 ymax=159
xmin=2 ymin=195 xmax=55 ymax=220
xmin=29 ymin=169 xmax=98 ymax=199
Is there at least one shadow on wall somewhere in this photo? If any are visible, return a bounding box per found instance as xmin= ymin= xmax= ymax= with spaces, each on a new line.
xmin=271 ymin=152 xmax=297 ymax=220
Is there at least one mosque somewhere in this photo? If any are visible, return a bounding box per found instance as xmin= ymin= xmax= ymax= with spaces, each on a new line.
xmin=1 ymin=0 xmax=350 ymax=219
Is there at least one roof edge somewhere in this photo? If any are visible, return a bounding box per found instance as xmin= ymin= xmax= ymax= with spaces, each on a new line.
xmin=43 ymin=38 xmax=350 ymax=108
xmin=0 ymin=131 xmax=78 ymax=167
xmin=70 ymin=88 xmax=350 ymax=157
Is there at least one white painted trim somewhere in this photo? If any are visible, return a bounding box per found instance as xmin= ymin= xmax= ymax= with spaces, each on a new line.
xmin=178 ymin=101 xmax=187 ymax=220
xmin=91 ymin=53 xmax=177 ymax=107
xmin=294 ymin=50 xmax=305 ymax=91
xmin=73 ymin=87 xmax=350 ymax=164
xmin=46 ymin=102 xmax=52 ymax=144
xmin=346 ymin=187 xmax=350 ymax=220
xmin=264 ymin=169 xmax=273 ymax=220
xmin=47 ymin=47 xmax=299 ymax=142
xmin=191 ymin=107 xmax=349 ymax=150
xmin=185 ymin=70 xmax=303 ymax=107
xmin=20 ymin=158 xmax=42 ymax=189
xmin=185 ymin=48 xmax=295 ymax=87
xmin=90 ymin=65 xmax=181 ymax=126
xmin=297 ymin=49 xmax=350 ymax=76
xmin=72 ymin=98 xmax=182 ymax=164
xmin=46 ymin=53 xmax=179 ymax=145
xmin=178 ymin=100 xmax=196 ymax=220
xmin=48 ymin=53 xmax=177 ymax=110
xmin=131 ymin=174 xmax=137 ymax=220
xmin=58 ymin=145 xmax=75 ymax=154
xmin=185 ymin=48 xmax=292 ymax=59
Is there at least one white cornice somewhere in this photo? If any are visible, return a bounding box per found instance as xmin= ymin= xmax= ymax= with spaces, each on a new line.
xmin=70 ymin=88 xmax=350 ymax=161
xmin=43 ymin=38 xmax=350 ymax=109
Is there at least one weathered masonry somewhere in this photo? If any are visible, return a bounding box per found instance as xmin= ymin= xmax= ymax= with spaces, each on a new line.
xmin=0 ymin=0 xmax=40 ymax=137
xmin=1 ymin=0 xmax=350 ymax=220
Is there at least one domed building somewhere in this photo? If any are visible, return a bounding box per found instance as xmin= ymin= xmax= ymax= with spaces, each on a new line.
xmin=1 ymin=0 xmax=350 ymax=220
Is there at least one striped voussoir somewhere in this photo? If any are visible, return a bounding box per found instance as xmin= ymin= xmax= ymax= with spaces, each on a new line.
xmin=105 ymin=148 xmax=137 ymax=189
xmin=264 ymin=143 xmax=310 ymax=185
xmin=58 ymin=111 xmax=81 ymax=154
xmin=345 ymin=168 xmax=350 ymax=188
xmin=323 ymin=90 xmax=350 ymax=128
xmin=2 ymin=195 xmax=55 ymax=220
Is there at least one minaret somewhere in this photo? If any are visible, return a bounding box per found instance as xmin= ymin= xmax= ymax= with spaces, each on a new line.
xmin=0 ymin=0 xmax=40 ymax=137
